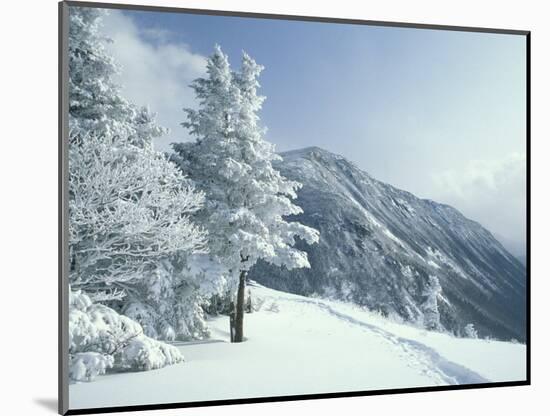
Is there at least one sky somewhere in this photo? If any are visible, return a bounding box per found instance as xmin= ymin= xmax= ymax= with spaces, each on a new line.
xmin=100 ymin=9 xmax=527 ymax=256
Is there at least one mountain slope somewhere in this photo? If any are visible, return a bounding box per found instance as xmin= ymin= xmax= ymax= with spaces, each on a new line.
xmin=249 ymin=147 xmax=526 ymax=341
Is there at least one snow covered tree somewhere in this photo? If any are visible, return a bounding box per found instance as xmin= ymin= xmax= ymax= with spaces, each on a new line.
xmin=121 ymin=255 xmax=228 ymax=340
xmin=68 ymin=287 xmax=183 ymax=382
xmin=172 ymin=46 xmax=319 ymax=342
xmin=69 ymin=132 xmax=207 ymax=302
xmin=464 ymin=323 xmax=478 ymax=339
xmin=68 ymin=6 xmax=165 ymax=147
xmin=421 ymin=275 xmax=442 ymax=331
xmin=68 ymin=6 xmax=219 ymax=341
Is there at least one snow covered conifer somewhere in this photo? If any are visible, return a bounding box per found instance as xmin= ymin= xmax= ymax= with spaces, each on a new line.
xmin=464 ymin=323 xmax=478 ymax=339
xmin=68 ymin=287 xmax=184 ymax=382
xmin=421 ymin=275 xmax=442 ymax=331
xmin=173 ymin=46 xmax=319 ymax=342
xmin=121 ymin=256 xmax=227 ymax=340
xmin=68 ymin=6 xmax=165 ymax=146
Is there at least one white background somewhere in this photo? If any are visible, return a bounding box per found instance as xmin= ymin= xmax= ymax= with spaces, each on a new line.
xmin=1 ymin=0 xmax=546 ymax=415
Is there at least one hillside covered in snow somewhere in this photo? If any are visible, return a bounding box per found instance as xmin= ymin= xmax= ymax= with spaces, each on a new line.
xmin=249 ymin=147 xmax=526 ymax=342
xmin=69 ymin=283 xmax=526 ymax=410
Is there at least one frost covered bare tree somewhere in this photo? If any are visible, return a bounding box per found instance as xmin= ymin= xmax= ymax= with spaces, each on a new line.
xmin=172 ymin=46 xmax=319 ymax=342
xmin=69 ymin=132 xmax=207 ymax=301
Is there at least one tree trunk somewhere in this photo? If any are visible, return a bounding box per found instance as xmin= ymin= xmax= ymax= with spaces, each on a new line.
xmin=229 ymin=300 xmax=236 ymax=342
xmin=232 ymin=270 xmax=247 ymax=343
xmin=245 ymin=289 xmax=252 ymax=313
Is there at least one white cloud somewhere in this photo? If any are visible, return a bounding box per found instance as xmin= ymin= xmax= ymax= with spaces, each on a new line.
xmin=101 ymin=10 xmax=207 ymax=151
xmin=433 ymin=153 xmax=526 ymax=255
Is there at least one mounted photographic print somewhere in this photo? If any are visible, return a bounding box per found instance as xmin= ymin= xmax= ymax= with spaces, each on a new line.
xmin=58 ymin=1 xmax=530 ymax=414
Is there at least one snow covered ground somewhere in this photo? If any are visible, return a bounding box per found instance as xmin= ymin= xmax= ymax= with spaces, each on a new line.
xmin=69 ymin=283 xmax=526 ymax=410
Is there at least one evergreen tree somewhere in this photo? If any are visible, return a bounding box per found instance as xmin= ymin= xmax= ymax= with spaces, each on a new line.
xmin=68 ymin=6 xmax=165 ymax=147
xmin=172 ymin=46 xmax=319 ymax=342
xmin=421 ymin=275 xmax=443 ymax=331
xmin=464 ymin=323 xmax=478 ymax=339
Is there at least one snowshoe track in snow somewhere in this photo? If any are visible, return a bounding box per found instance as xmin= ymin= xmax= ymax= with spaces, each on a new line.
xmin=260 ymin=289 xmax=489 ymax=386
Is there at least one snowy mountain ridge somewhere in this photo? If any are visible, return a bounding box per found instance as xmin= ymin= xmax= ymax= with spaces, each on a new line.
xmin=249 ymin=146 xmax=526 ymax=341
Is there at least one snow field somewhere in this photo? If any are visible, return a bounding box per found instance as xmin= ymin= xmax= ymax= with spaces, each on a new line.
xmin=70 ymin=283 xmax=525 ymax=410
